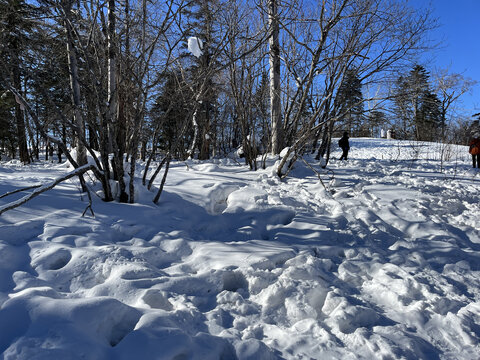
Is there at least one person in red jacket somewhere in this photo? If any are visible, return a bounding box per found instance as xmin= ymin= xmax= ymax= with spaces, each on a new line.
xmin=469 ymin=135 xmax=480 ymax=168
xmin=468 ymin=119 xmax=480 ymax=168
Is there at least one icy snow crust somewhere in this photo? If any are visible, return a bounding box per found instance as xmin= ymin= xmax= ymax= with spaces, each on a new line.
xmin=0 ymin=138 xmax=479 ymax=359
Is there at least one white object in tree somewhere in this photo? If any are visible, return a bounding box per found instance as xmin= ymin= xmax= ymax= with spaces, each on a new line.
xmin=188 ymin=37 xmax=204 ymax=58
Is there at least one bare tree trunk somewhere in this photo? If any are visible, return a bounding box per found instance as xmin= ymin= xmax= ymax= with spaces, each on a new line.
xmin=141 ymin=140 xmax=147 ymax=161
xmin=324 ymin=124 xmax=334 ymax=167
xmin=108 ymin=0 xmax=117 ymax=153
xmin=315 ymin=124 xmax=329 ymax=160
xmin=115 ymin=90 xmax=128 ymax=202
xmin=128 ymin=108 xmax=144 ymax=203
xmin=107 ymin=0 xmax=128 ymax=202
xmin=142 ymin=127 xmax=159 ymax=186
xmin=187 ymin=105 xmax=200 ymax=159
xmin=129 ymin=145 xmax=137 ymax=203
xmin=13 ymin=68 xmax=29 ymax=164
xmin=199 ymin=110 xmax=211 ymax=160
xmin=153 ymin=155 xmax=171 ymax=204
xmin=268 ymin=0 xmax=283 ymax=155
xmin=25 ymin=112 xmax=38 ymax=161
xmin=63 ymin=0 xmax=87 ymax=168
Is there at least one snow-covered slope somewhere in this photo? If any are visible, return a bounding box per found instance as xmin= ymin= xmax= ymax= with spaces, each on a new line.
xmin=0 ymin=138 xmax=479 ymax=359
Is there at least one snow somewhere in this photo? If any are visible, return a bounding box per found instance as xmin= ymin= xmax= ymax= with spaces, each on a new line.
xmin=0 ymin=138 xmax=479 ymax=359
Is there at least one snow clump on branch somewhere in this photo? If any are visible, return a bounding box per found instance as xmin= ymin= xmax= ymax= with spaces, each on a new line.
xmin=188 ymin=37 xmax=204 ymax=58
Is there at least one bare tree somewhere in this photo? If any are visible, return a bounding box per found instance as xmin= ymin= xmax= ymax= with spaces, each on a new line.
xmin=433 ymin=68 xmax=478 ymax=138
xmin=273 ymin=0 xmax=436 ymax=177
xmin=0 ymin=0 xmax=32 ymax=164
xmin=61 ymin=0 xmax=88 ymax=169
xmin=224 ymin=1 xmax=268 ymax=169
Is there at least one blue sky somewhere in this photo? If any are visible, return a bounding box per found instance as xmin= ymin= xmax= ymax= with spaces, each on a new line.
xmin=413 ymin=0 xmax=480 ymax=115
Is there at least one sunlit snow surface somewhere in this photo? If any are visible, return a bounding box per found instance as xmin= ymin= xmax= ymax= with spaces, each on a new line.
xmin=0 ymin=138 xmax=479 ymax=359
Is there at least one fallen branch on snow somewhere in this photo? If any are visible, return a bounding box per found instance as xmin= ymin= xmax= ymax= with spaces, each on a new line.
xmin=0 ymin=185 xmax=42 ymax=200
xmin=0 ymin=164 xmax=96 ymax=216
xmin=299 ymin=156 xmax=333 ymax=194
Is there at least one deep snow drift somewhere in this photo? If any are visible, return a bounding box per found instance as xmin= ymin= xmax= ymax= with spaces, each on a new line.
xmin=0 ymin=138 xmax=479 ymax=359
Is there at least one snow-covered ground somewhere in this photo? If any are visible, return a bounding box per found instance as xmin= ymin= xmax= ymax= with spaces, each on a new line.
xmin=0 ymin=138 xmax=479 ymax=359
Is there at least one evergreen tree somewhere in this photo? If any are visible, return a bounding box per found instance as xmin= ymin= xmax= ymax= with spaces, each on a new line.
xmin=151 ymin=71 xmax=193 ymax=159
xmin=335 ymin=69 xmax=364 ymax=136
xmin=418 ymin=92 xmax=442 ymax=141
xmin=183 ymin=0 xmax=223 ymax=160
xmin=366 ymin=110 xmax=388 ymax=138
xmin=393 ymin=65 xmax=442 ymax=141
xmin=28 ymin=25 xmax=72 ymax=161
xmin=252 ymin=70 xmax=271 ymax=154
xmin=0 ymin=0 xmax=41 ymax=163
xmin=0 ymin=89 xmax=17 ymax=158
xmin=392 ymin=74 xmax=411 ymax=139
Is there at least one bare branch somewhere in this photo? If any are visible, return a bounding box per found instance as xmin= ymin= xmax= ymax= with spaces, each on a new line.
xmin=0 ymin=164 xmax=96 ymax=216
xmin=0 ymin=185 xmax=42 ymax=200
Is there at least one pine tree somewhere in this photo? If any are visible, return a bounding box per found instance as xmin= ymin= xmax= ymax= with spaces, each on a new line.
xmin=393 ymin=65 xmax=442 ymax=141
xmin=0 ymin=89 xmax=17 ymax=158
xmin=183 ymin=0 xmax=222 ymax=160
xmin=252 ymin=70 xmax=271 ymax=154
xmin=151 ymin=71 xmax=193 ymax=158
xmin=367 ymin=110 xmax=388 ymax=138
xmin=28 ymin=24 xmax=72 ymax=161
xmin=419 ymin=92 xmax=442 ymax=141
xmin=0 ymin=0 xmax=40 ymax=163
xmin=335 ymin=69 xmax=364 ymax=136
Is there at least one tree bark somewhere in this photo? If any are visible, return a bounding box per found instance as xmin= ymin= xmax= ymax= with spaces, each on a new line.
xmin=63 ymin=0 xmax=87 ymax=168
xmin=13 ymin=71 xmax=29 ymax=164
xmin=153 ymin=155 xmax=171 ymax=204
xmin=107 ymin=0 xmax=128 ymax=202
xmin=187 ymin=105 xmax=200 ymax=159
xmin=108 ymin=0 xmax=117 ymax=154
xmin=268 ymin=0 xmax=283 ymax=154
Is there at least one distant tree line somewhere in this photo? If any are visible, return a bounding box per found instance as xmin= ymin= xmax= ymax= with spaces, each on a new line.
xmin=0 ymin=0 xmax=475 ymax=203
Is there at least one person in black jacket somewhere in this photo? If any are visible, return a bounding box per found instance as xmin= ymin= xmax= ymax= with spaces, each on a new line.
xmin=338 ymin=132 xmax=350 ymax=160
